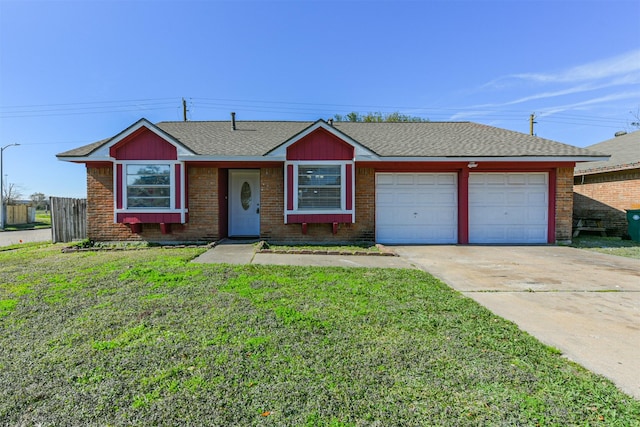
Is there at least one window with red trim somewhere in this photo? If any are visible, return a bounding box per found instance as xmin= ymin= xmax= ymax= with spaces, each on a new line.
xmin=126 ymin=164 xmax=172 ymax=208
xmin=297 ymin=165 xmax=341 ymax=210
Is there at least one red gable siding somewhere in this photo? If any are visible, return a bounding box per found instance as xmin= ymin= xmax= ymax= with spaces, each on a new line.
xmin=110 ymin=127 xmax=177 ymax=160
xmin=286 ymin=128 xmax=354 ymax=160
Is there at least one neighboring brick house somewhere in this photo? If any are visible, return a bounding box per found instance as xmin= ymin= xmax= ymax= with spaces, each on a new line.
xmin=574 ymin=130 xmax=640 ymax=236
xmin=57 ymin=117 xmax=606 ymax=244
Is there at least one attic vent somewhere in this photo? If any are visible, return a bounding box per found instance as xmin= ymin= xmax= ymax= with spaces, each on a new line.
xmin=231 ymin=112 xmax=236 ymax=131
xmin=614 ymin=130 xmax=627 ymax=137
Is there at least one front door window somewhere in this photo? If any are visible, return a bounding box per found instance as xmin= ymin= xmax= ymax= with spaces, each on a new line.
xmin=241 ymin=182 xmax=252 ymax=211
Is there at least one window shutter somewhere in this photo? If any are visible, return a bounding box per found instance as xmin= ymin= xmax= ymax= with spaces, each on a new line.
xmin=116 ymin=164 xmax=123 ymax=209
xmin=287 ymin=164 xmax=294 ymax=210
xmin=346 ymin=164 xmax=353 ymax=211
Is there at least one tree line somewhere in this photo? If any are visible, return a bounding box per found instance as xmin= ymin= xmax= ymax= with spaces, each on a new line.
xmin=333 ymin=111 xmax=429 ymax=123
xmin=1 ymin=183 xmax=49 ymax=210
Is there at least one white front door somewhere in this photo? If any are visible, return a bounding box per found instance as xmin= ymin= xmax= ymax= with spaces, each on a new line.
xmin=229 ymin=170 xmax=260 ymax=237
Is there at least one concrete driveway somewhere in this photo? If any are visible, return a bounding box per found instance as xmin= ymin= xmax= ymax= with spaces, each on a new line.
xmin=393 ymin=245 xmax=640 ymax=400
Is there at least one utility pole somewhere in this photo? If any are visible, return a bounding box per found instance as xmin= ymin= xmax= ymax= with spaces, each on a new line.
xmin=1 ymin=143 xmax=20 ymax=230
xmin=529 ymin=113 xmax=537 ymax=136
xmin=182 ymin=98 xmax=188 ymax=121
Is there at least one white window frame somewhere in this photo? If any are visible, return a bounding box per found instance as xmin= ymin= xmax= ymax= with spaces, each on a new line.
xmin=124 ymin=163 xmax=173 ymax=209
xmin=114 ymin=160 xmax=186 ymax=215
xmin=285 ymin=160 xmax=355 ymax=216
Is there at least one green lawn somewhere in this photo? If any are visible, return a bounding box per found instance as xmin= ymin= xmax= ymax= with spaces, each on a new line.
xmin=1 ymin=245 xmax=638 ymax=426
xmin=571 ymin=235 xmax=640 ymax=259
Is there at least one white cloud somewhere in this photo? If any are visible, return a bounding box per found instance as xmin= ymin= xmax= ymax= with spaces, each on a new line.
xmin=484 ymin=49 xmax=640 ymax=88
xmin=537 ymin=91 xmax=640 ymax=117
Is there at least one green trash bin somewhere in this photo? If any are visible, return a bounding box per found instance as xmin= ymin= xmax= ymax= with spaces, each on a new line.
xmin=627 ymin=209 xmax=640 ymax=242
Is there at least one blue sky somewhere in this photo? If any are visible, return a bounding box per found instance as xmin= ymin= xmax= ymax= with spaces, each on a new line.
xmin=1 ymin=0 xmax=639 ymax=199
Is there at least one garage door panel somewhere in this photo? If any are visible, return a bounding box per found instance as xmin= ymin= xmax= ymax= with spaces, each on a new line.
xmin=487 ymin=174 xmax=507 ymax=185
xmin=469 ymin=172 xmax=548 ymax=244
xmin=527 ymin=210 xmax=547 ymax=223
xmin=396 ymin=175 xmax=415 ymax=185
xmin=433 ymin=207 xmax=458 ymax=223
xmin=472 ymin=191 xmax=506 ymax=204
xmin=506 ymin=192 xmax=526 ymax=204
xmin=437 ymin=174 xmax=456 ymax=185
xmin=527 ymin=191 xmax=547 ymax=204
xmin=528 ymin=174 xmax=547 ymax=185
xmin=525 ymin=227 xmax=547 ymax=240
xmin=376 ymin=173 xmax=457 ymax=244
xmin=432 ymin=191 xmax=457 ymax=204
xmin=506 ymin=174 xmax=527 ymax=185
xmin=376 ymin=174 xmax=394 ymax=185
xmin=416 ymin=174 xmax=436 ymax=184
xmin=470 ymin=209 xmax=503 ymax=224
xmin=376 ymin=192 xmax=395 ymax=205
xmin=396 ymin=192 xmax=421 ymax=204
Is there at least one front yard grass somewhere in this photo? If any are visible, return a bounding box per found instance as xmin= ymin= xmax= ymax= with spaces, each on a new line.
xmin=571 ymin=235 xmax=640 ymax=259
xmin=1 ymin=245 xmax=638 ymax=426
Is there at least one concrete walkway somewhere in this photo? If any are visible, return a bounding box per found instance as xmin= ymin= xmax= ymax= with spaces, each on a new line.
xmin=195 ymin=242 xmax=640 ymax=399
xmin=0 ymin=228 xmax=51 ymax=246
xmin=192 ymin=240 xmax=413 ymax=268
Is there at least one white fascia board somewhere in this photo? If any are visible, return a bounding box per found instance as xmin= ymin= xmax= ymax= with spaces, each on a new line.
xmin=266 ymin=121 xmax=377 ymax=159
xmin=86 ymin=118 xmax=195 ymax=160
xmin=361 ymin=156 xmax=611 ymax=162
xmin=573 ymin=156 xmax=612 ymax=162
xmin=57 ymin=156 xmax=112 ymax=163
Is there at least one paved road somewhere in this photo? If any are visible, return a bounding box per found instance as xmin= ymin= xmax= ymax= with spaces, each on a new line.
xmin=393 ymin=245 xmax=640 ymax=400
xmin=0 ymin=228 xmax=51 ymax=246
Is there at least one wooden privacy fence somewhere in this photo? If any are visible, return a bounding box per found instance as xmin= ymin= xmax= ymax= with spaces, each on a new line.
xmin=51 ymin=197 xmax=87 ymax=243
xmin=5 ymin=205 xmax=35 ymax=225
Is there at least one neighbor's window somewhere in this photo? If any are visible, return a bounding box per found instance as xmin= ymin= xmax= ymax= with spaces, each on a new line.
xmin=297 ymin=165 xmax=341 ymax=209
xmin=126 ymin=164 xmax=171 ymax=208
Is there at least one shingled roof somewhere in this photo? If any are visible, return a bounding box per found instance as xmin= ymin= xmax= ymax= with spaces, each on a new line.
xmin=574 ymin=130 xmax=640 ymax=175
xmin=57 ymin=119 xmax=606 ymax=159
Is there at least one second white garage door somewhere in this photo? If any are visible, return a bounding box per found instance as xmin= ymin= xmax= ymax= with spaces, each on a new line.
xmin=376 ymin=173 xmax=458 ymax=244
xmin=469 ymin=172 xmax=548 ymax=244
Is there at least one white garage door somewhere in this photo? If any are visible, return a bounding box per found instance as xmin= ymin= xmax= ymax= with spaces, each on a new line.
xmin=469 ymin=172 xmax=548 ymax=244
xmin=376 ymin=173 xmax=458 ymax=244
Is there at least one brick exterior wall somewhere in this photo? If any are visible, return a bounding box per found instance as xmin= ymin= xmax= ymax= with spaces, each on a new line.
xmin=86 ymin=165 xmax=221 ymax=242
xmin=555 ymin=167 xmax=574 ymax=243
xmin=184 ymin=166 xmax=220 ymax=241
xmin=260 ymin=166 xmax=376 ymax=244
xmin=87 ymin=165 xmax=131 ymax=241
xmin=87 ymin=164 xmax=579 ymax=244
xmin=573 ymin=169 xmax=640 ymax=236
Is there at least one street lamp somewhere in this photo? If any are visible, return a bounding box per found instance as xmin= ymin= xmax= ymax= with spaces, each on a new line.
xmin=0 ymin=143 xmax=20 ymax=230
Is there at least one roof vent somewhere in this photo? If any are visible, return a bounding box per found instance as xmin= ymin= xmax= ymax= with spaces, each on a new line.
xmin=614 ymin=130 xmax=627 ymax=137
xmin=328 ymin=118 xmax=334 ymax=126
xmin=231 ymin=112 xmax=236 ymax=131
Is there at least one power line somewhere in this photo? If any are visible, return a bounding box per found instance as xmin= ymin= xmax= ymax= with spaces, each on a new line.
xmin=0 ymin=96 xmax=632 ymax=131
